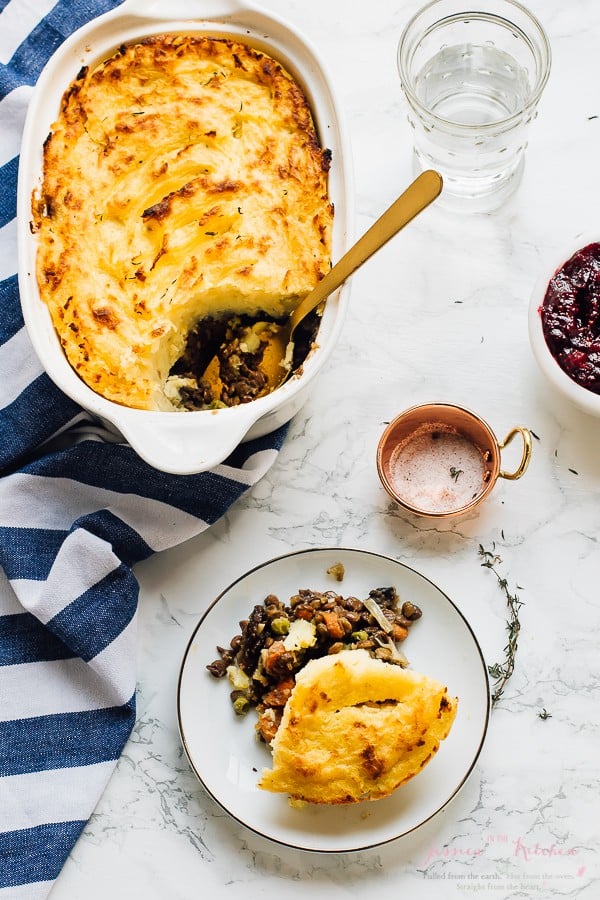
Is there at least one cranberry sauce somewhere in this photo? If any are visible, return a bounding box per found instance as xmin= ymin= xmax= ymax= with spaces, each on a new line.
xmin=540 ymin=242 xmax=600 ymax=394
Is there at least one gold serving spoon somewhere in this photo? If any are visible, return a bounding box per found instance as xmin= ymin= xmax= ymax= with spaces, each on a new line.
xmin=202 ymin=169 xmax=443 ymax=398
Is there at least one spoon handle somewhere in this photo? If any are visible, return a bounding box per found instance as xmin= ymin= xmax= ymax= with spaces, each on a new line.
xmin=290 ymin=169 xmax=443 ymax=331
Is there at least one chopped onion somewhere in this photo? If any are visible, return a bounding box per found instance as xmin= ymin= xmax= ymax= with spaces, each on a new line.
xmin=374 ymin=633 xmax=409 ymax=668
xmin=363 ymin=596 xmax=393 ymax=633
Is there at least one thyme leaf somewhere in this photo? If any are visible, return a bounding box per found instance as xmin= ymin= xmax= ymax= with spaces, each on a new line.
xmin=449 ymin=466 xmax=463 ymax=482
xmin=479 ymin=542 xmax=523 ymax=706
xmin=538 ymin=708 xmax=552 ymax=720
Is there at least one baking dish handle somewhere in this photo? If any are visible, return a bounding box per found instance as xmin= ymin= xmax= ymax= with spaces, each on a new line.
xmin=112 ymin=410 xmax=260 ymax=475
xmin=120 ymin=0 xmax=254 ymax=20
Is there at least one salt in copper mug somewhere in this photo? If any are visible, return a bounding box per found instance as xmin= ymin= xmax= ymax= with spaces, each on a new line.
xmin=376 ymin=402 xmax=532 ymax=518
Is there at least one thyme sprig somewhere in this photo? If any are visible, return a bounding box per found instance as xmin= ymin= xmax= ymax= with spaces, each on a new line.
xmin=479 ymin=543 xmax=523 ymax=706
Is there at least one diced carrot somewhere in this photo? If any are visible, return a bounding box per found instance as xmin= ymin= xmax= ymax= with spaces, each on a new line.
xmin=256 ymin=710 xmax=281 ymax=744
xmin=261 ymin=677 xmax=295 ymax=708
xmin=391 ymin=623 xmax=409 ymax=642
xmin=263 ymin=640 xmax=288 ymax=675
xmin=321 ymin=610 xmax=345 ymax=640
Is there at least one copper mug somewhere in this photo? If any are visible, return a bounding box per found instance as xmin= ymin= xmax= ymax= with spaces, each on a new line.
xmin=376 ymin=402 xmax=532 ymax=518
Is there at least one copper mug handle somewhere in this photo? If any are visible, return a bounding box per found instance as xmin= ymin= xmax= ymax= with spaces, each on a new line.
xmin=498 ymin=426 xmax=532 ymax=480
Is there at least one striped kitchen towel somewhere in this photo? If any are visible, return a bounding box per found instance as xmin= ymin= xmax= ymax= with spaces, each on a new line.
xmin=0 ymin=2 xmax=288 ymax=897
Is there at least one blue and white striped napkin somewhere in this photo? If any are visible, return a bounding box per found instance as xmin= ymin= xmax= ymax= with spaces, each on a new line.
xmin=0 ymin=2 xmax=287 ymax=896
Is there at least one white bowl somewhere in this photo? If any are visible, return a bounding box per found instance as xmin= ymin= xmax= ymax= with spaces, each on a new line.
xmin=17 ymin=0 xmax=353 ymax=474
xmin=528 ymin=235 xmax=600 ymax=417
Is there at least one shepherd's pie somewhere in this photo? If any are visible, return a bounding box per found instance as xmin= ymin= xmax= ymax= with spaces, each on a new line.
xmin=32 ymin=34 xmax=333 ymax=410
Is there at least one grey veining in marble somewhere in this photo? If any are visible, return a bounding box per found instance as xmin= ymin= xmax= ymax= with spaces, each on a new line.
xmin=46 ymin=0 xmax=599 ymax=897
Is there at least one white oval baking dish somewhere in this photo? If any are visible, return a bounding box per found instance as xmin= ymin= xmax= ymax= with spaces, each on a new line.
xmin=17 ymin=0 xmax=352 ymax=474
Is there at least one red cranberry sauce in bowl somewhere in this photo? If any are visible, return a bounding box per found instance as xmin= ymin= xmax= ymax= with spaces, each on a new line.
xmin=540 ymin=242 xmax=600 ymax=394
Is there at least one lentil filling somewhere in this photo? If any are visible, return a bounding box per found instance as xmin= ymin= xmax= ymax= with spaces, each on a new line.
xmin=169 ymin=308 xmax=320 ymax=409
xmin=206 ymin=586 xmax=423 ymax=743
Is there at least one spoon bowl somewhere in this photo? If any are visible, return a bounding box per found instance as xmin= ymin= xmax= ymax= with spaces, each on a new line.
xmin=202 ymin=169 xmax=443 ymax=397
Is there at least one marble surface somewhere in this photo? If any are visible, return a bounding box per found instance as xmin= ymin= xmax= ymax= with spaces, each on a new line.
xmin=49 ymin=0 xmax=599 ymax=897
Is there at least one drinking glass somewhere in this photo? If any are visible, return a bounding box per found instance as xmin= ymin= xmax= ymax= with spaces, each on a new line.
xmin=397 ymin=0 xmax=551 ymax=212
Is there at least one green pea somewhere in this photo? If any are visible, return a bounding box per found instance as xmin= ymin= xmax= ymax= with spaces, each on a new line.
xmin=351 ymin=630 xmax=369 ymax=642
xmin=233 ymin=696 xmax=250 ymax=716
xmin=271 ymin=617 xmax=290 ymax=635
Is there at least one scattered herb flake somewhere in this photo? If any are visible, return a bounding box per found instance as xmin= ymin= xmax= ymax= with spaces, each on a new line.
xmin=538 ymin=708 xmax=552 ymax=720
xmin=449 ymin=466 xmax=464 ymax=482
xmin=568 ymin=468 xmax=579 ymax=475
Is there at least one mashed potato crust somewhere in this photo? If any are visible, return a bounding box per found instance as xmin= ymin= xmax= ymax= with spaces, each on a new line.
xmin=258 ymin=650 xmax=458 ymax=804
xmin=33 ymin=34 xmax=333 ymax=410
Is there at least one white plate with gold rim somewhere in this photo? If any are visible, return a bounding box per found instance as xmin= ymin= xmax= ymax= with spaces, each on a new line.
xmin=177 ymin=547 xmax=490 ymax=852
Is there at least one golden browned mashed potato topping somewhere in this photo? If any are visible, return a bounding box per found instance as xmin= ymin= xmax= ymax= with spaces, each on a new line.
xmin=32 ymin=34 xmax=333 ymax=411
xmin=258 ymin=650 xmax=458 ymax=804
